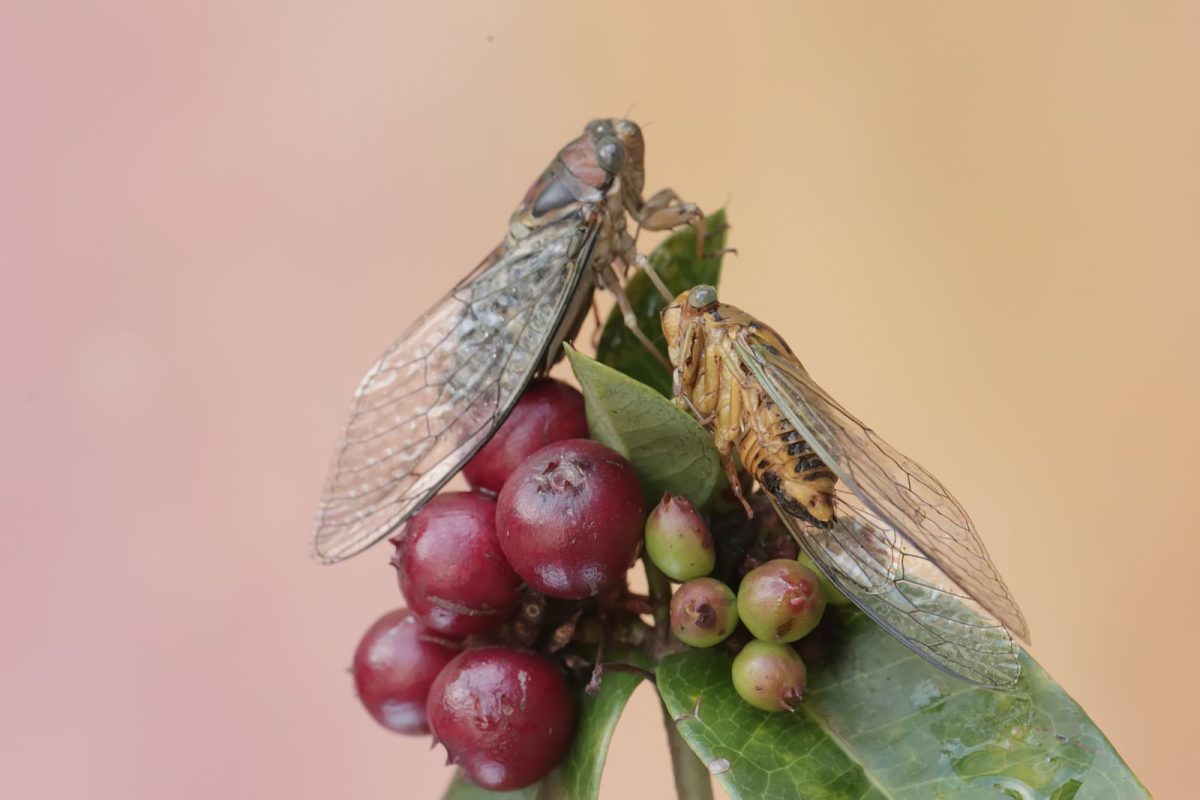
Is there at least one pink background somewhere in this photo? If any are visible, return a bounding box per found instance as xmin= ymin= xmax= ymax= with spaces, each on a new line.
xmin=3 ymin=3 xmax=1195 ymax=797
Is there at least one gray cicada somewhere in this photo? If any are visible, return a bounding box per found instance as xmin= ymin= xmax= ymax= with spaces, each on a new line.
xmin=662 ymin=286 xmax=1029 ymax=688
xmin=312 ymin=119 xmax=702 ymax=563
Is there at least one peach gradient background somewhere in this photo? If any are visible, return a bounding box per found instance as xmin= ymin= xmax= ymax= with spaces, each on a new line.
xmin=3 ymin=2 xmax=1195 ymax=798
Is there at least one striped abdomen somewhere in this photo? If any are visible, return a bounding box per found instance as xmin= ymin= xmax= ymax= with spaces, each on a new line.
xmin=739 ymin=399 xmax=838 ymax=526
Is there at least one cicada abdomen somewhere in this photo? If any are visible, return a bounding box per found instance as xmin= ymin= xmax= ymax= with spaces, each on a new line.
xmin=740 ymin=407 xmax=838 ymax=528
xmin=312 ymin=119 xmax=703 ymax=564
xmin=662 ymin=285 xmax=1029 ymax=689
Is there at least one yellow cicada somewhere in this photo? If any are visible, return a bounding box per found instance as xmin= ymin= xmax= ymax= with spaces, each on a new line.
xmin=312 ymin=119 xmax=701 ymax=564
xmin=662 ymin=285 xmax=1029 ymax=688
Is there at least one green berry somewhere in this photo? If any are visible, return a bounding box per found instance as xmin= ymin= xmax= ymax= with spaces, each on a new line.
xmin=670 ymin=578 xmax=739 ymax=648
xmin=732 ymin=640 xmax=807 ymax=712
xmin=644 ymin=493 xmax=715 ymax=581
xmin=737 ymin=559 xmax=826 ymax=643
xmin=795 ymin=550 xmax=850 ymax=606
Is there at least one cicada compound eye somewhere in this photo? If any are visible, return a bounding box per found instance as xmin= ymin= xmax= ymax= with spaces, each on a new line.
xmin=688 ymin=285 xmax=718 ymax=309
xmin=596 ymin=137 xmax=626 ymax=174
xmin=585 ymin=118 xmax=615 ymax=137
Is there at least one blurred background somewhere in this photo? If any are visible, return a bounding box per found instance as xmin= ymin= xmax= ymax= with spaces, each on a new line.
xmin=2 ymin=2 xmax=1194 ymax=797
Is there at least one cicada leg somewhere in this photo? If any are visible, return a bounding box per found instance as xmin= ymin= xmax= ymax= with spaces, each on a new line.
xmin=670 ymin=322 xmax=715 ymax=423
xmin=677 ymin=391 xmax=715 ymax=427
xmin=596 ymin=262 xmax=672 ymax=369
xmin=589 ymin=295 xmax=606 ymax=348
xmin=633 ymin=187 xmax=706 ymax=260
xmin=714 ymin=357 xmax=754 ymax=518
xmin=612 ymin=250 xmax=655 ymax=299
xmin=723 ymin=455 xmax=752 ymax=518
xmin=632 ymin=251 xmax=674 ymax=302
xmin=614 ymin=223 xmax=688 ymax=303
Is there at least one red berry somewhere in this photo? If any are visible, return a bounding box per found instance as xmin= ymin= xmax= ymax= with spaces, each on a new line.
xmin=392 ymin=492 xmax=522 ymax=637
xmin=427 ymin=648 xmax=575 ymax=791
xmin=463 ymin=379 xmax=589 ymax=495
xmin=352 ymin=609 xmax=458 ymax=735
xmin=496 ymin=439 xmax=645 ymax=599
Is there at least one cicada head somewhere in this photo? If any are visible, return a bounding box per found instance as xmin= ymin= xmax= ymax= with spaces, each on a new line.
xmin=661 ymin=285 xmax=719 ymax=368
xmin=515 ymin=119 xmax=647 ymax=230
xmin=564 ymin=118 xmax=646 ymax=201
xmin=608 ymin=118 xmax=646 ymax=200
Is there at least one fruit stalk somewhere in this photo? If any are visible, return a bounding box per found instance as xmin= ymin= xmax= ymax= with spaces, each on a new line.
xmin=645 ymin=557 xmax=713 ymax=799
xmin=661 ymin=701 xmax=714 ymax=800
xmin=644 ymin=557 xmax=673 ymax=654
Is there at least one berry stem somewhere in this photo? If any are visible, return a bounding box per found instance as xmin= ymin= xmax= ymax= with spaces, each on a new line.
xmin=643 ymin=557 xmax=673 ymax=653
xmin=661 ymin=703 xmax=714 ymax=800
xmin=598 ymin=661 xmax=658 ymax=683
xmin=644 ymin=557 xmax=713 ymax=799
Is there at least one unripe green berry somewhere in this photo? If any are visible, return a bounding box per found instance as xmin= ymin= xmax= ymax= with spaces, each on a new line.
xmin=737 ymin=559 xmax=826 ymax=643
xmin=670 ymin=578 xmax=738 ymax=648
xmin=644 ymin=493 xmax=714 ymax=581
xmin=796 ymin=550 xmax=850 ymax=606
xmin=732 ymin=640 xmax=807 ymax=712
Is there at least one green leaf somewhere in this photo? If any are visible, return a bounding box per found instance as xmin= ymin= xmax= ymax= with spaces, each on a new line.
xmin=560 ymin=648 xmax=652 ymax=799
xmin=566 ymin=345 xmax=723 ymax=508
xmin=595 ymin=208 xmax=729 ymax=395
xmin=442 ymin=772 xmax=540 ymax=800
xmin=657 ymin=608 xmax=1149 ymax=800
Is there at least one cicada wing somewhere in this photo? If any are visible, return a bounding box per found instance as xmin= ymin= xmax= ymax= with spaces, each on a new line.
xmin=732 ymin=335 xmax=1028 ymax=687
xmin=312 ymin=215 xmax=596 ymax=563
xmin=771 ymin=497 xmax=1023 ymax=688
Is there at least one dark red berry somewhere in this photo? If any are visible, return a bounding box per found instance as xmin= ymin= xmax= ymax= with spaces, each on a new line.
xmin=392 ymin=492 xmax=522 ymax=637
xmin=427 ymin=647 xmax=575 ymax=791
xmin=352 ymin=608 xmax=458 ymax=735
xmin=463 ymin=378 xmax=589 ymax=495
xmin=496 ymin=439 xmax=645 ymax=599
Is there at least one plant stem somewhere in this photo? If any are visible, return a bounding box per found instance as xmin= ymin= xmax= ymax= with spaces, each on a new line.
xmin=661 ymin=701 xmax=713 ymax=800
xmin=644 ymin=557 xmax=713 ymax=799
xmin=643 ymin=557 xmax=672 ymax=652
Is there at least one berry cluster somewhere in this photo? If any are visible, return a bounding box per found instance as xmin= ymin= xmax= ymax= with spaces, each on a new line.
xmin=350 ymin=377 xmax=847 ymax=791
xmin=352 ymin=379 xmax=644 ymax=791
xmin=648 ymin=493 xmax=849 ymax=712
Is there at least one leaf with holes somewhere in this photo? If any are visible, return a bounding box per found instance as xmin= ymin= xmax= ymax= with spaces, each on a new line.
xmin=656 ymin=608 xmax=1149 ymax=800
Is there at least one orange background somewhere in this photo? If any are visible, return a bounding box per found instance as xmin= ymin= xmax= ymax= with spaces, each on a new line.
xmin=2 ymin=2 xmax=1194 ymax=798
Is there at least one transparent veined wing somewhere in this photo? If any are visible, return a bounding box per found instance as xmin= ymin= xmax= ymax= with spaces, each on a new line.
xmin=733 ymin=334 xmax=1028 ymax=688
xmin=312 ymin=214 xmax=598 ymax=563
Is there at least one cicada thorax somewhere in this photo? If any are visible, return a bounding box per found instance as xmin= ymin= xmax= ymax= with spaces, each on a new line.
xmin=507 ymin=140 xmax=633 ymax=374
